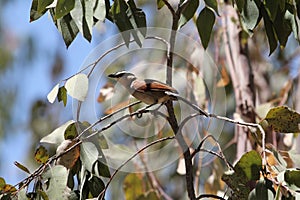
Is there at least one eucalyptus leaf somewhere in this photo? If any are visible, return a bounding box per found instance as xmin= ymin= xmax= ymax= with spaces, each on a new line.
xmin=37 ymin=0 xmax=54 ymax=14
xmin=248 ymin=178 xmax=275 ymax=200
xmin=196 ymin=7 xmax=215 ymax=49
xmin=58 ymin=86 xmax=67 ymax=106
xmin=82 ymin=0 xmax=94 ymax=42
xmin=240 ymin=0 xmax=261 ymax=31
xmin=80 ymin=142 xmax=99 ymax=172
xmin=94 ymin=0 xmax=106 ymax=21
xmin=261 ymin=7 xmax=278 ymax=55
xmin=265 ymin=106 xmax=300 ymax=133
xmin=42 ymin=165 xmax=69 ymax=199
xmin=264 ymin=0 xmax=279 ymax=22
xmin=65 ymin=73 xmax=89 ymax=101
xmin=51 ymin=11 xmax=79 ymax=48
xmin=40 ymin=120 xmax=75 ymax=145
xmin=204 ymin=0 xmax=219 ymax=15
xmin=55 ymin=0 xmax=75 ymax=20
xmin=47 ymin=84 xmax=59 ymax=103
xmin=70 ymin=0 xmax=83 ymax=33
xmin=178 ymin=0 xmax=199 ymax=28
xmin=110 ymin=0 xmax=132 ymax=46
xmin=30 ymin=0 xmax=45 ymax=22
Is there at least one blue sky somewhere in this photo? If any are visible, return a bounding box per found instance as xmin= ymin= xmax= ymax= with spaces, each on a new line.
xmin=0 ymin=0 xmax=104 ymax=184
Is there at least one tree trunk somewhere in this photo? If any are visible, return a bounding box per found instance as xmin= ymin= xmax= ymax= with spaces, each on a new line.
xmin=222 ymin=5 xmax=256 ymax=161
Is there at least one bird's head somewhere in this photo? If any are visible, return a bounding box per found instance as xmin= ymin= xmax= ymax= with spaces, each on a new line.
xmin=108 ymin=71 xmax=137 ymax=87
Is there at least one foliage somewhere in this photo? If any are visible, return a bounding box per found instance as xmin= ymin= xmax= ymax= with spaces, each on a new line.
xmin=1 ymin=0 xmax=300 ymax=200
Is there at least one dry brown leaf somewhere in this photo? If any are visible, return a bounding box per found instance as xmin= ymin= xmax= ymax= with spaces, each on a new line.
xmin=56 ymin=139 xmax=80 ymax=169
xmin=217 ymin=62 xmax=230 ymax=87
xmin=97 ymin=82 xmax=115 ymax=103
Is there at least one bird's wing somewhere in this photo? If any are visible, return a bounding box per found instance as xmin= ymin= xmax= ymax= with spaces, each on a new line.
xmin=133 ymin=79 xmax=178 ymax=93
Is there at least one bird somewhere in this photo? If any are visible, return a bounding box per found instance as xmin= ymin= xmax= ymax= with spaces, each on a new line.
xmin=108 ymin=71 xmax=178 ymax=105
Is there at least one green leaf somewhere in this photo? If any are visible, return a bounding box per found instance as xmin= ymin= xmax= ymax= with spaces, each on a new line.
xmin=284 ymin=5 xmax=299 ymax=41
xmin=235 ymin=150 xmax=262 ymax=181
xmin=82 ymin=0 xmax=94 ymax=42
xmin=196 ymin=7 xmax=215 ymax=49
xmin=57 ymin=86 xmax=67 ymax=106
xmin=157 ymin=0 xmax=165 ymax=9
xmin=178 ymin=0 xmax=199 ymax=28
xmin=236 ymin=0 xmax=245 ymax=13
xmin=35 ymin=145 xmax=49 ymax=164
xmin=70 ymin=0 xmax=83 ymax=33
xmin=42 ymin=165 xmax=69 ymax=199
xmin=30 ymin=0 xmax=45 ymax=22
xmin=204 ymin=0 xmax=219 ymax=16
xmin=37 ymin=0 xmax=54 ymax=14
xmin=127 ymin=0 xmax=147 ymax=46
xmin=40 ymin=120 xmax=75 ymax=145
xmin=284 ymin=169 xmax=300 ymax=188
xmin=222 ymin=150 xmax=262 ymax=198
xmin=37 ymin=190 xmax=49 ymax=200
xmin=0 ymin=177 xmax=6 ymax=189
xmin=93 ymin=160 xmax=111 ymax=178
xmin=14 ymin=161 xmax=30 ymax=174
xmin=279 ymin=0 xmax=285 ymax=11
xmin=87 ymin=176 xmax=105 ymax=197
xmin=51 ymin=12 xmax=79 ymax=48
xmin=264 ymin=0 xmax=279 ymax=22
xmin=248 ymin=178 xmax=275 ymax=200
xmin=110 ymin=0 xmax=132 ymax=46
xmin=264 ymin=106 xmax=300 ymax=133
xmin=80 ymin=142 xmax=99 ymax=172
xmin=65 ymin=73 xmax=89 ymax=101
xmin=55 ymin=0 xmax=75 ymax=20
xmin=64 ymin=122 xmax=78 ymax=139
xmin=240 ymin=0 xmax=261 ymax=31
xmin=123 ymin=173 xmax=144 ymax=200
xmin=94 ymin=0 xmax=106 ymax=21
xmin=261 ymin=7 xmax=278 ymax=55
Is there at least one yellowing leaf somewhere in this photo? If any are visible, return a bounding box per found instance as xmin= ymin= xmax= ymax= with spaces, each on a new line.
xmin=65 ymin=73 xmax=89 ymax=101
xmin=14 ymin=161 xmax=30 ymax=174
xmin=57 ymin=86 xmax=67 ymax=106
xmin=124 ymin=173 xmax=144 ymax=200
xmin=35 ymin=145 xmax=49 ymax=164
xmin=47 ymin=84 xmax=59 ymax=103
xmin=265 ymin=106 xmax=300 ymax=133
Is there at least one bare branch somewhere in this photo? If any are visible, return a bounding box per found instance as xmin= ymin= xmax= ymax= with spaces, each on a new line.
xmin=161 ymin=0 xmax=176 ymax=16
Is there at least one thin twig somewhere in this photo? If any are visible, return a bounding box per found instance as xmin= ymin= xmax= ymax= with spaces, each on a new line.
xmin=161 ymin=0 xmax=176 ymax=16
xmin=76 ymin=101 xmax=142 ymax=139
xmin=196 ymin=194 xmax=226 ymax=200
xmin=97 ymin=136 xmax=175 ymax=199
xmin=135 ymin=142 xmax=173 ymax=200
xmin=208 ymin=113 xmax=266 ymax=169
xmin=165 ymin=92 xmax=208 ymax=117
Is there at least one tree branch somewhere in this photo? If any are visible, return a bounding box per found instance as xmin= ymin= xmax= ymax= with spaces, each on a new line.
xmin=98 ymin=136 xmax=175 ymax=199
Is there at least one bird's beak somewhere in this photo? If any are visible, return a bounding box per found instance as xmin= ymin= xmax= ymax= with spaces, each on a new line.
xmin=108 ymin=73 xmax=117 ymax=78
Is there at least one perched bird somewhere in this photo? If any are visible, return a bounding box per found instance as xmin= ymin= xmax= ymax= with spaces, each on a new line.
xmin=108 ymin=71 xmax=178 ymax=105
